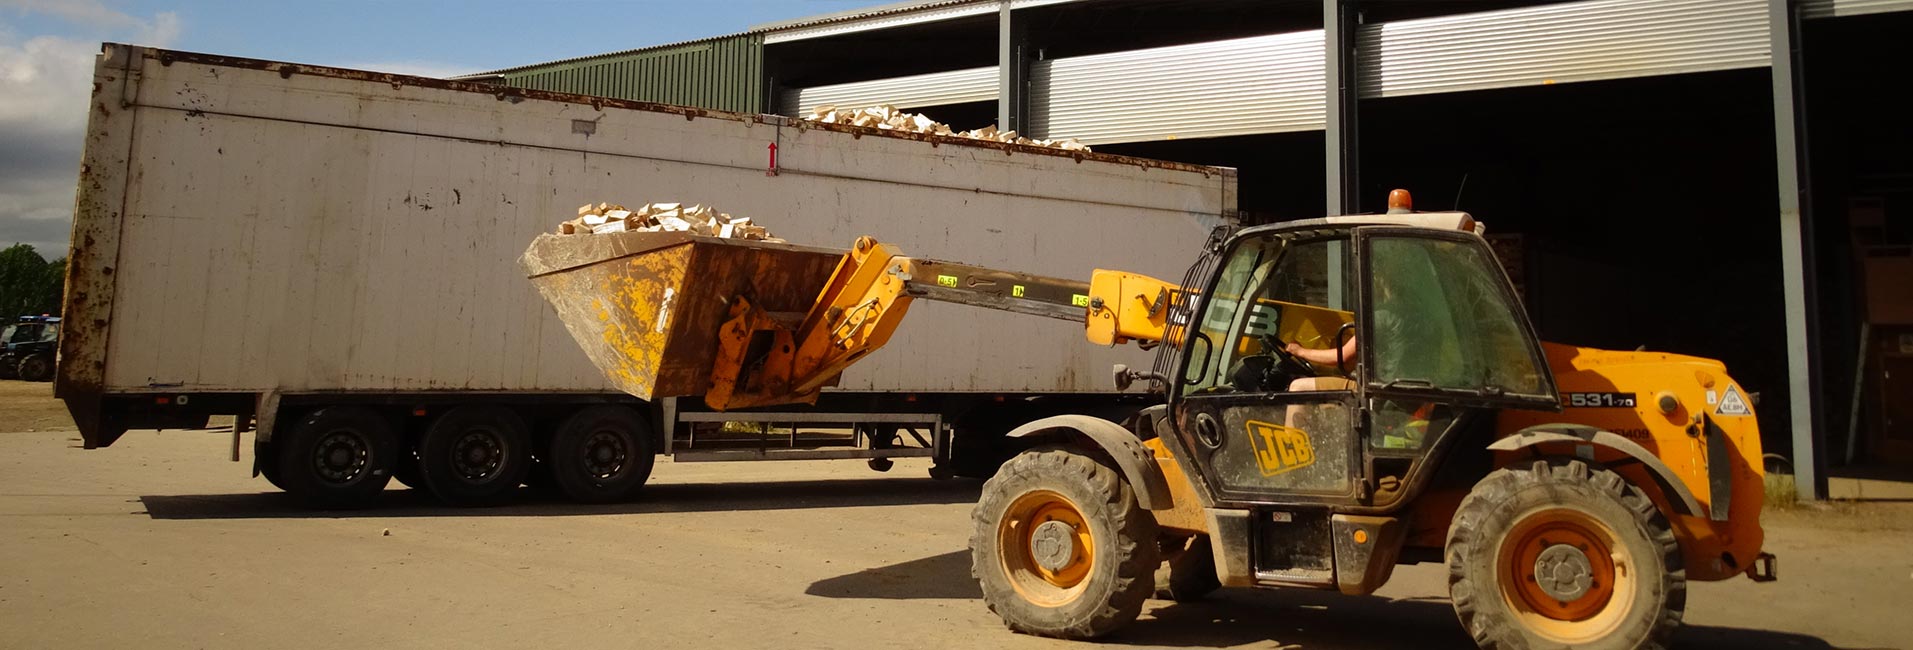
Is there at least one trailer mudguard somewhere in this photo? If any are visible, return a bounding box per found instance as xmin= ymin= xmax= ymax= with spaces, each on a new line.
xmin=1489 ymin=424 xmax=1703 ymax=517
xmin=1006 ymin=414 xmax=1172 ymax=510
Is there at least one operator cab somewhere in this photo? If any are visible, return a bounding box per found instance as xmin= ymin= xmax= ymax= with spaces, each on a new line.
xmin=1163 ymin=194 xmax=1556 ymax=514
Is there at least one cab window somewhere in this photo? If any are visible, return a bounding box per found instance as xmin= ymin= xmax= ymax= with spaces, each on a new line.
xmin=1362 ymin=235 xmax=1548 ymax=398
xmin=1184 ymin=234 xmax=1352 ymax=393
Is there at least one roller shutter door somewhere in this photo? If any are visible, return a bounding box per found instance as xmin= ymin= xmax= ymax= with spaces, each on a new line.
xmin=776 ymin=66 xmax=997 ymax=116
xmin=1029 ymin=30 xmax=1325 ymax=145
xmin=1355 ymin=0 xmax=1770 ymax=99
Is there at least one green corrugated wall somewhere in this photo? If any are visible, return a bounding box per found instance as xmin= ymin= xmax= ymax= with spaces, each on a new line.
xmin=501 ymin=35 xmax=764 ymax=113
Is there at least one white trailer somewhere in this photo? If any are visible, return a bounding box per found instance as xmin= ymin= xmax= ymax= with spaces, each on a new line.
xmin=59 ymin=44 xmax=1236 ymax=507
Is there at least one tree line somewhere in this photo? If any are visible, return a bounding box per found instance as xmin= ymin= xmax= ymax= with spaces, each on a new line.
xmin=0 ymin=244 xmax=66 ymax=319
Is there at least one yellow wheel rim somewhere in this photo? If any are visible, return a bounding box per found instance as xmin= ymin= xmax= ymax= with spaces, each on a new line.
xmin=1496 ymin=507 xmax=1635 ymax=644
xmin=997 ymin=489 xmax=1096 ymax=607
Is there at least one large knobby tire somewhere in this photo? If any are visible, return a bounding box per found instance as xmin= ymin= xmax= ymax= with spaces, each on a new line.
xmin=417 ymin=405 xmax=532 ymax=506
xmin=16 ymin=354 xmax=53 ymax=382
xmin=274 ymin=407 xmax=399 ymax=509
xmin=1447 ymin=459 xmax=1686 ymax=650
xmin=971 ymin=446 xmax=1160 ymax=639
xmin=548 ymin=405 xmax=655 ymax=504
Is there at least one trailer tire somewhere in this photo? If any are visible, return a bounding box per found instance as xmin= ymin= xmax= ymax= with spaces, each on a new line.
xmin=548 ymin=405 xmax=655 ymax=504
xmin=255 ymin=438 xmax=286 ymax=491
xmin=1447 ymin=459 xmax=1685 ymax=650
xmin=972 ymin=445 xmax=1158 ymax=639
xmin=417 ymin=405 xmax=531 ymax=507
xmin=16 ymin=353 xmax=53 ymax=382
xmin=275 ymin=407 xmax=398 ymax=509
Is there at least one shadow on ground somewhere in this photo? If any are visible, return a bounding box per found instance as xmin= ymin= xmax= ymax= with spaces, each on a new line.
xmin=138 ymin=477 xmax=981 ymax=520
xmin=807 ymin=551 xmax=1853 ymax=650
xmin=806 ymin=549 xmax=982 ymax=599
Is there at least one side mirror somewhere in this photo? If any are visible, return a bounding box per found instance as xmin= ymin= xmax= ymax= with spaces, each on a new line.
xmin=1112 ymin=364 xmax=1167 ymax=392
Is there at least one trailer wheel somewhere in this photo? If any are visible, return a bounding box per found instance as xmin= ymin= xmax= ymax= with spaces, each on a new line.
xmin=972 ymin=445 xmax=1158 ymax=639
xmin=255 ymin=438 xmax=286 ymax=491
xmin=275 ymin=407 xmax=398 ymax=509
xmin=548 ymin=405 xmax=655 ymax=504
xmin=16 ymin=353 xmax=53 ymax=382
xmin=1447 ymin=459 xmax=1685 ymax=650
xmin=416 ymin=406 xmax=531 ymax=506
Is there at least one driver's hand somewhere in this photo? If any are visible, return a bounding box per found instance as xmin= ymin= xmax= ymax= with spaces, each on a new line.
xmin=1285 ymin=342 xmax=1305 ymax=355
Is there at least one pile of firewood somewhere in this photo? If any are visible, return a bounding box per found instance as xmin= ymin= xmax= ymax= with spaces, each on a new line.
xmin=803 ymin=104 xmax=1091 ymax=152
xmin=556 ymin=202 xmax=777 ymax=240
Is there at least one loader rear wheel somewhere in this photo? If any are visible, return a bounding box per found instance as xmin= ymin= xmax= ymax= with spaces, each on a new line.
xmin=275 ymin=407 xmax=398 ymax=509
xmin=1447 ymin=459 xmax=1685 ymax=650
xmin=1154 ymin=535 xmax=1221 ymax=602
xmin=418 ymin=406 xmax=531 ymax=506
xmin=971 ymin=446 xmax=1158 ymax=639
xmin=548 ymin=406 xmax=655 ymax=504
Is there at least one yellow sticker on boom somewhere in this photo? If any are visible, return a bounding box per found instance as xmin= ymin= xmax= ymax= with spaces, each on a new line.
xmin=1012 ymin=285 xmax=1026 ymax=298
xmin=1071 ymin=294 xmax=1090 ymax=307
xmin=937 ymin=274 xmax=958 ymax=288
xmin=1246 ymin=420 xmax=1315 ymax=477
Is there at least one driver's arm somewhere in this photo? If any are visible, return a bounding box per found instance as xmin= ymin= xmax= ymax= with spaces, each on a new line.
xmin=1286 ymin=336 xmax=1357 ymax=370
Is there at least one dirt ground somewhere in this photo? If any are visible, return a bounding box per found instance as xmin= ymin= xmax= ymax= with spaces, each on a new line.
xmin=1 ymin=388 xmax=1909 ymax=649
xmin=0 ymin=379 xmax=69 ymax=432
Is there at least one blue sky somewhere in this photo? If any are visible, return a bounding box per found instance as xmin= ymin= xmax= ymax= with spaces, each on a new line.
xmin=0 ymin=0 xmax=875 ymax=254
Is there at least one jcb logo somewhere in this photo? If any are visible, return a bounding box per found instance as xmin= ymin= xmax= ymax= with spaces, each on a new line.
xmin=1246 ymin=420 xmax=1315 ymax=477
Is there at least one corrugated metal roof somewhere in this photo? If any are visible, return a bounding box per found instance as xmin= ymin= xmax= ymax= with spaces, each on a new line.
xmin=462 ymin=32 xmax=758 ymax=78
xmin=748 ymin=0 xmax=974 ymax=32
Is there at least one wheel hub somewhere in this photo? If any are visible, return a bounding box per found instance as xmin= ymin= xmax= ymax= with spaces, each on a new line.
xmin=1030 ymin=520 xmax=1078 ymax=571
xmin=1533 ymin=543 xmax=1594 ymax=602
xmin=313 ymin=431 xmax=368 ymax=484
xmin=583 ymin=431 xmax=627 ymax=478
xmin=450 ymin=430 xmax=504 ymax=481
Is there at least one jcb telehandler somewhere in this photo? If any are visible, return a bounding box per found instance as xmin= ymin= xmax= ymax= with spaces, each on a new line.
xmin=525 ymin=190 xmax=1774 ymax=650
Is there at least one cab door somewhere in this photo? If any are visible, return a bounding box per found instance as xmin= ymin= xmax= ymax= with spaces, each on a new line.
xmin=1169 ymin=232 xmax=1363 ymax=508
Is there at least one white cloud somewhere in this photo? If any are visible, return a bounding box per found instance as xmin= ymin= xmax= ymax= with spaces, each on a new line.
xmin=0 ymin=3 xmax=182 ymax=255
xmin=337 ymin=60 xmax=478 ymax=79
xmin=0 ymin=1 xmax=180 ymax=45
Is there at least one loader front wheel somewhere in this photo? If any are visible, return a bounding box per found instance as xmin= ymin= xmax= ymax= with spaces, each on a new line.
xmin=1447 ymin=459 xmax=1685 ymax=650
xmin=971 ymin=446 xmax=1158 ymax=639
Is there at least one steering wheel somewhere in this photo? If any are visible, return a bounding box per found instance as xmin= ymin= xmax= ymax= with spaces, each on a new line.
xmin=1262 ymin=334 xmax=1317 ymax=379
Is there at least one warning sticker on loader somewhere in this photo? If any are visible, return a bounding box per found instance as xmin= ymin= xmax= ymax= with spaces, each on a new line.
xmin=1715 ymin=385 xmax=1751 ymax=416
xmin=1246 ymin=420 xmax=1316 ymax=477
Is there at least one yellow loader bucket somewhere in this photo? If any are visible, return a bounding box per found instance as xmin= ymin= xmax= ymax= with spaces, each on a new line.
xmin=520 ymin=232 xmax=844 ymax=400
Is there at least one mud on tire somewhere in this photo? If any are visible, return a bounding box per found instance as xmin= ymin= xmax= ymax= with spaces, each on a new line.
xmin=1446 ymin=458 xmax=1686 ymax=650
xmin=970 ymin=445 xmax=1159 ymax=639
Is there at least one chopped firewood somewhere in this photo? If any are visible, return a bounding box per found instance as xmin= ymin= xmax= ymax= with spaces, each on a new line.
xmin=801 ymin=104 xmax=1090 ymax=152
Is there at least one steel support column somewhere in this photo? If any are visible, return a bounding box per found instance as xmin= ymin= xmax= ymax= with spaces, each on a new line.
xmin=1770 ymin=0 xmax=1825 ymax=499
xmin=997 ymin=1 xmax=1029 ymax=133
xmin=1324 ymin=0 xmax=1360 ymax=216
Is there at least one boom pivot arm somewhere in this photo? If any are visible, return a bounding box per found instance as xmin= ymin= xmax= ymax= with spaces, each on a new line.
xmin=703 ymin=236 xmax=1178 ymax=410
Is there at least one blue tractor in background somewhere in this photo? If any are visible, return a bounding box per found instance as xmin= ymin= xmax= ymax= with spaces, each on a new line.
xmin=1 ymin=315 xmax=60 ymax=382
